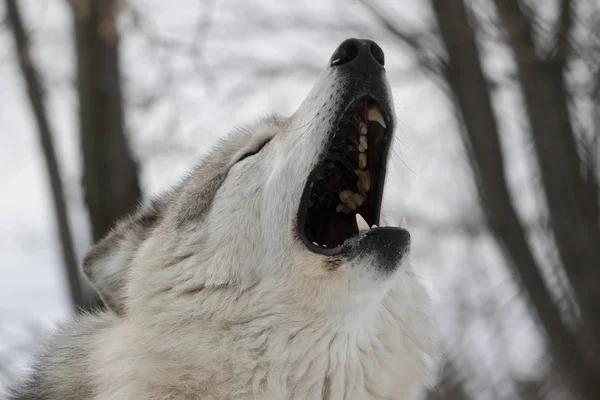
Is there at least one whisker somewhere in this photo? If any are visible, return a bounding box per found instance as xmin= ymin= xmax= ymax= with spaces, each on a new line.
xmin=388 ymin=134 xmax=421 ymax=180
xmin=285 ymin=107 xmax=324 ymax=154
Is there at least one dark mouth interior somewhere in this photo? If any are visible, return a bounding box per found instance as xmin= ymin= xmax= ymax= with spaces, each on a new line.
xmin=298 ymin=98 xmax=389 ymax=252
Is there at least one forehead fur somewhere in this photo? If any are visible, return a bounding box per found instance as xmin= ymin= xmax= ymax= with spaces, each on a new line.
xmin=171 ymin=115 xmax=285 ymax=225
xmin=82 ymin=115 xmax=285 ymax=313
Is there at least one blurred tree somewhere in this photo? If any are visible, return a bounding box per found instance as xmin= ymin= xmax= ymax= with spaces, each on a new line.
xmin=6 ymin=0 xmax=142 ymax=310
xmin=6 ymin=0 xmax=599 ymax=397
xmin=5 ymin=0 xmax=84 ymax=309
xmin=431 ymin=0 xmax=600 ymax=398
xmin=68 ymin=0 xmax=142 ymax=244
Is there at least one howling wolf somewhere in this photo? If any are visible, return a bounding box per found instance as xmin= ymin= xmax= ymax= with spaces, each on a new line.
xmin=9 ymin=38 xmax=433 ymax=399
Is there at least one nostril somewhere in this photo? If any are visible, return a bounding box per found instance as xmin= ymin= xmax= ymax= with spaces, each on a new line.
xmin=330 ymin=38 xmax=386 ymax=72
xmin=370 ymin=43 xmax=385 ymax=67
xmin=331 ymin=39 xmax=359 ymax=67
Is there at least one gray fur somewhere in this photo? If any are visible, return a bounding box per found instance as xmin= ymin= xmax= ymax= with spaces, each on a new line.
xmin=9 ymin=314 xmax=114 ymax=400
xmin=9 ymin=58 xmax=433 ymax=400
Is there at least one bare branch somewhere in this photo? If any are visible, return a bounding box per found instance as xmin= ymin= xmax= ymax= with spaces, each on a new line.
xmin=356 ymin=0 xmax=442 ymax=75
xmin=5 ymin=0 xmax=83 ymax=308
xmin=356 ymin=0 xmax=421 ymax=52
xmin=432 ymin=0 xmax=596 ymax=396
xmin=494 ymin=2 xmax=600 ymax=369
xmin=553 ymin=0 xmax=573 ymax=61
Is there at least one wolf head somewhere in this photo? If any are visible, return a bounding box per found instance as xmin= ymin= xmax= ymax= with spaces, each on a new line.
xmin=82 ymin=40 xmax=431 ymax=393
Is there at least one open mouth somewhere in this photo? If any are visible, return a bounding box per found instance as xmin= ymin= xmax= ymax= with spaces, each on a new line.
xmin=297 ymin=97 xmax=392 ymax=255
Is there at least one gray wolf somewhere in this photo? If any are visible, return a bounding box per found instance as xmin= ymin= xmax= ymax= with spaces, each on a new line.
xmin=9 ymin=38 xmax=433 ymax=399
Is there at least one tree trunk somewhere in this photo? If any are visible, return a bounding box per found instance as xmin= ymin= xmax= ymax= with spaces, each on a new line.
xmin=431 ymin=0 xmax=599 ymax=397
xmin=493 ymin=0 xmax=600 ymax=369
xmin=69 ymin=0 xmax=142 ymax=244
xmin=6 ymin=0 xmax=84 ymax=309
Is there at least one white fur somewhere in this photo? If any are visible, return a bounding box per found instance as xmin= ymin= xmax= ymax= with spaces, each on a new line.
xmin=10 ymin=51 xmax=434 ymax=400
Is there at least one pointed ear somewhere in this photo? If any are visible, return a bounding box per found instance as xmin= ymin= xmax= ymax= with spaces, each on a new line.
xmin=82 ymin=202 xmax=162 ymax=315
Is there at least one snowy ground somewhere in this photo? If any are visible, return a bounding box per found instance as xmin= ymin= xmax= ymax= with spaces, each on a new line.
xmin=0 ymin=0 xmax=545 ymax=396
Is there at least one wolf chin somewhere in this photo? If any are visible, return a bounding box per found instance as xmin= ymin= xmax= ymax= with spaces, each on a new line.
xmin=9 ymin=39 xmax=433 ymax=399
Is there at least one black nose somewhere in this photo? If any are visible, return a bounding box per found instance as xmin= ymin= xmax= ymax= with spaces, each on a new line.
xmin=330 ymin=38 xmax=385 ymax=73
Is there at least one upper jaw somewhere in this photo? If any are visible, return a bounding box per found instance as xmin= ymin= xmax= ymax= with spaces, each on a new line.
xmin=296 ymin=76 xmax=403 ymax=258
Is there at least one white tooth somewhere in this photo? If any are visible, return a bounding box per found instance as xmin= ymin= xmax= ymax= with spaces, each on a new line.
xmin=358 ymin=153 xmax=367 ymax=169
xmin=371 ymin=224 xmax=378 ymax=228
xmin=356 ymin=213 xmax=369 ymax=231
xmin=312 ymin=241 xmax=318 ymax=245
xmin=399 ymin=217 xmax=407 ymax=229
xmin=367 ymin=107 xmax=387 ymax=128
xmin=359 ymin=136 xmax=368 ymax=152
xmin=358 ymin=184 xmax=367 ymax=197
xmin=350 ymin=192 xmax=364 ymax=207
xmin=359 ymin=122 xmax=368 ymax=135
xmin=339 ymin=190 xmax=353 ymax=204
xmin=356 ymin=170 xmax=371 ymax=194
xmin=340 ymin=191 xmax=358 ymax=209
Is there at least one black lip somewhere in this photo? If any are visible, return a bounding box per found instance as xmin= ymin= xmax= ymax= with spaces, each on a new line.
xmin=296 ymin=82 xmax=394 ymax=256
xmin=348 ymin=227 xmax=410 ymax=272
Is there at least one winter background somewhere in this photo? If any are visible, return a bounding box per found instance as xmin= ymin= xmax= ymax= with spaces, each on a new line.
xmin=1 ymin=0 xmax=598 ymax=399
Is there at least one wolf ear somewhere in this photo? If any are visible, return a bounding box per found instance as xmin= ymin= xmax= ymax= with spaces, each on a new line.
xmin=82 ymin=203 xmax=162 ymax=315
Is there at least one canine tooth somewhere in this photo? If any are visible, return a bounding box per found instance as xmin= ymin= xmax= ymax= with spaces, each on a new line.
xmin=358 ymin=153 xmax=367 ymax=169
xmin=399 ymin=217 xmax=407 ymax=229
xmin=359 ymin=136 xmax=368 ymax=152
xmin=367 ymin=107 xmax=386 ymax=128
xmin=359 ymin=122 xmax=368 ymax=135
xmin=371 ymin=224 xmax=378 ymax=228
xmin=312 ymin=241 xmax=318 ymax=246
xmin=356 ymin=213 xmax=369 ymax=231
xmin=350 ymin=192 xmax=365 ymax=207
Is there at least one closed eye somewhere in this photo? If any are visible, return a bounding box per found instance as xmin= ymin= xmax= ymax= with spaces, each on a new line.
xmin=237 ymin=139 xmax=270 ymax=162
